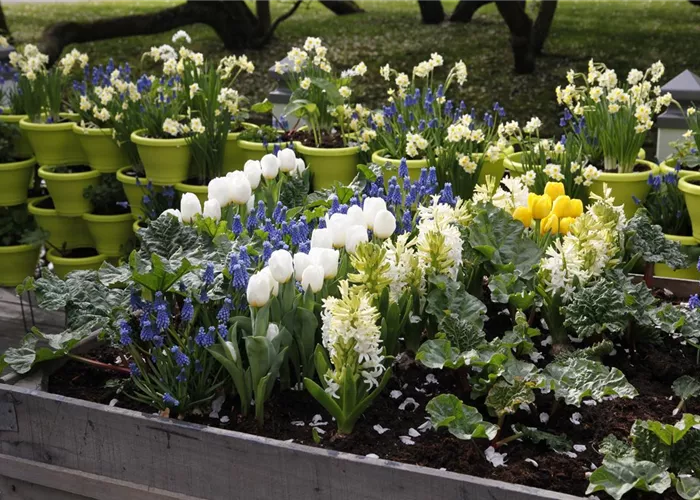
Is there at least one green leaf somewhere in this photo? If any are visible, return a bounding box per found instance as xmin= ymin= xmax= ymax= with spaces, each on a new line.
xmin=673 ymin=376 xmax=700 ymax=404
xmin=500 ymin=311 xmax=540 ymax=354
xmin=426 ymin=277 xmax=486 ymax=326
xmin=98 ymin=261 xmax=132 ymax=287
xmin=586 ymin=456 xmax=672 ymax=500
xmin=513 ymin=424 xmax=573 ymax=453
xmin=415 ymin=339 xmax=464 ymax=370
xmin=675 ymin=475 xmax=700 ymax=500
xmin=251 ymin=99 xmax=274 ymax=114
xmin=631 ymin=414 xmax=700 ymax=471
xmin=426 ymin=394 xmax=498 ymax=441
xmin=485 ymin=379 xmax=536 ymax=418
xmin=439 ymin=314 xmax=486 ymax=353
xmin=544 ymin=358 xmax=638 ymax=406
xmin=599 ymin=434 xmax=634 ymax=459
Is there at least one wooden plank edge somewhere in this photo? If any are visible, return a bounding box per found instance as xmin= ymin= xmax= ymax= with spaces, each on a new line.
xmin=0 ymin=383 xmax=583 ymax=500
xmin=0 ymin=453 xmax=204 ymax=500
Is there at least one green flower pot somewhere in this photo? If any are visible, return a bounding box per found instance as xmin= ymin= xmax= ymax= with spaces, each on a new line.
xmin=28 ymin=196 xmax=94 ymax=250
xmin=223 ymin=123 xmax=259 ymax=173
xmin=659 ymin=160 xmax=697 ymax=179
xmin=297 ymin=142 xmax=360 ymax=190
xmin=47 ymin=247 xmax=106 ymax=279
xmin=237 ymin=138 xmax=286 ymax=165
xmin=19 ymin=116 xmax=86 ymax=166
xmin=73 ymin=123 xmax=129 ymax=174
xmin=38 ymin=165 xmax=100 ymax=216
xmin=175 ymin=181 xmax=208 ymax=206
xmin=371 ymin=149 xmax=428 ymax=182
xmin=679 ymin=174 xmax=700 ymax=240
xmin=131 ymin=129 xmax=190 ymax=186
xmin=0 ymin=114 xmax=33 ymax=158
xmin=116 ymin=167 xmax=154 ymax=220
xmin=133 ymin=219 xmax=147 ymax=237
xmin=477 ymin=146 xmax=515 ymax=185
xmin=653 ymin=234 xmax=700 ymax=280
xmin=0 ymin=157 xmax=36 ymax=206
xmin=504 ymin=151 xmax=525 ymax=177
xmin=0 ymin=242 xmax=41 ymax=287
xmin=589 ymin=159 xmax=658 ymax=219
xmin=82 ymin=212 xmax=134 ymax=257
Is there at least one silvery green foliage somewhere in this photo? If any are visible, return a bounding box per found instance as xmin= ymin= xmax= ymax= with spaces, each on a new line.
xmin=426 ymin=394 xmax=498 ymax=441
xmin=587 ymin=456 xmax=672 ymax=500
xmin=625 ymin=208 xmax=689 ymax=269
xmin=512 ymin=424 xmax=573 ymax=453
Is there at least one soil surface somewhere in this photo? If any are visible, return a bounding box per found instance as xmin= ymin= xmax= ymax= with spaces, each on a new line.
xmin=291 ymin=129 xmax=347 ymax=148
xmin=60 ymin=247 xmax=100 ymax=258
xmin=50 ymin=165 xmax=92 ymax=174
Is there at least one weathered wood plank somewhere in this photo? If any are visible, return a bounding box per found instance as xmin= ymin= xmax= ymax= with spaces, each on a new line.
xmin=0 ymin=475 xmax=93 ymax=500
xmin=0 ymin=384 xmax=582 ymax=500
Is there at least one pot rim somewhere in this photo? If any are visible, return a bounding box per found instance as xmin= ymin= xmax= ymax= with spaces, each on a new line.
xmin=82 ymin=212 xmax=134 ymax=223
xmin=174 ymin=181 xmax=208 ymax=193
xmin=296 ymin=142 xmax=360 ymax=156
xmin=116 ymin=166 xmax=147 ymax=185
xmin=38 ymin=165 xmax=100 ymax=181
xmin=46 ymin=247 xmax=106 ymax=265
xmin=237 ymin=138 xmax=288 ymax=151
xmin=663 ymin=233 xmax=698 ymax=246
xmin=371 ymin=149 xmax=429 ymax=167
xmin=0 ymin=241 xmax=42 ymax=253
xmin=226 ymin=122 xmax=259 ymax=140
xmin=131 ymin=128 xmax=188 ymax=147
xmin=72 ymin=123 xmax=114 ymax=136
xmin=678 ymin=172 xmax=700 ymax=196
xmin=0 ymin=114 xmax=28 ymax=123
xmin=19 ymin=116 xmax=75 ymax=131
xmin=27 ymin=196 xmax=56 ymax=216
xmin=0 ymin=156 xmax=36 ymax=171
xmin=593 ymin=159 xmax=658 ymax=181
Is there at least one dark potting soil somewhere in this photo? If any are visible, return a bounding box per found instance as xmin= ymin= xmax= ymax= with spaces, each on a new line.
xmin=291 ymin=129 xmax=347 ymax=149
xmin=47 ymin=330 xmax=699 ymax=499
xmin=50 ymin=165 xmax=92 ymax=174
xmin=61 ymin=247 xmax=99 ymax=258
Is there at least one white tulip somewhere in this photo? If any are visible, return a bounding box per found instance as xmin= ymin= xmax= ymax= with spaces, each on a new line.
xmin=180 ymin=192 xmax=202 ymax=223
xmin=310 ymin=228 xmax=333 ymax=249
xmin=277 ymin=148 xmax=296 ymax=173
xmin=260 ymin=266 xmax=279 ymax=297
xmin=326 ymin=213 xmax=348 ymax=248
xmin=203 ymin=199 xmax=221 ymax=222
xmin=269 ymin=249 xmax=294 ymax=283
xmin=247 ymin=272 xmax=271 ymax=307
xmin=246 ymin=194 xmax=255 ymax=213
xmin=225 ymin=171 xmax=252 ymax=205
xmin=345 ymin=225 xmax=369 ymax=253
xmin=309 ymin=247 xmax=339 ymax=279
xmin=261 ymin=153 xmax=280 ymax=180
xmin=294 ymin=158 xmax=306 ymax=177
xmin=301 ymin=265 xmax=324 ymax=293
xmin=266 ymin=323 xmax=279 ymax=341
xmin=162 ymin=208 xmax=182 ymax=222
xmin=346 ymin=204 xmax=366 ymax=228
xmin=293 ymin=252 xmax=312 ymax=281
xmin=363 ymin=197 xmax=387 ymax=230
xmin=207 ymin=177 xmax=232 ymax=207
xmin=373 ymin=209 xmax=396 ymax=239
xmin=242 ymin=160 xmax=262 ymax=189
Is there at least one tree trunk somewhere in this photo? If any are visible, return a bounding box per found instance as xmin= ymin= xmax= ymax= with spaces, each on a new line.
xmin=531 ymin=0 xmax=558 ymax=54
xmin=495 ymin=1 xmax=534 ymax=74
xmin=418 ymin=1 xmax=445 ymax=24
xmin=319 ymin=1 xmax=365 ymax=15
xmin=255 ymin=1 xmax=272 ymax=36
xmin=0 ymin=2 xmax=10 ymax=38
xmin=450 ymin=0 xmax=491 ymax=23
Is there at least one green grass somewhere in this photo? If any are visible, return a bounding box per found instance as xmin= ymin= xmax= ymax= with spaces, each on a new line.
xmin=5 ymin=0 xmax=700 ymax=147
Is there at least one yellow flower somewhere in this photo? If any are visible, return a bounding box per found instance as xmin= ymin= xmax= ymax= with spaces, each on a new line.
xmin=551 ymin=195 xmax=571 ymax=218
xmin=568 ymin=198 xmax=584 ymax=218
xmin=540 ymin=212 xmax=559 ymax=235
xmin=532 ymin=194 xmax=552 ymax=220
xmin=544 ymin=182 xmax=565 ymax=200
xmin=528 ymin=192 xmax=539 ymax=212
xmin=512 ymin=206 xmax=533 ymax=228
xmin=559 ymin=217 xmax=574 ymax=235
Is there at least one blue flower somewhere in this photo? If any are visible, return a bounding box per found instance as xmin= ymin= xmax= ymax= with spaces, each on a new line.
xmin=401 ymin=210 xmax=413 ymax=233
xmin=246 ymin=211 xmax=258 ymax=233
xmin=199 ymin=287 xmax=209 ymax=304
xmin=483 ymin=113 xmax=494 ymax=128
xmin=262 ymin=241 xmax=273 ymax=264
xmin=195 ymin=326 xmax=215 ymax=347
xmin=154 ymin=292 xmax=169 ymax=331
xmin=217 ymin=297 xmax=232 ymax=323
xmin=697 ymin=257 xmax=700 ymax=272
xmin=218 ymin=323 xmax=229 ymax=340
xmin=181 ymin=298 xmax=194 ymax=323
xmin=256 ymin=200 xmax=266 ymax=221
xmin=493 ymin=102 xmax=506 ymax=117
xmin=647 ymin=174 xmax=662 ymax=191
xmin=163 ymin=393 xmax=180 ymax=407
xmin=176 ymin=368 xmax=187 ymax=383
xmin=238 ymin=247 xmax=251 ymax=267
xmin=195 ymin=360 xmax=203 ymax=373
xmin=140 ymin=318 xmax=156 ymax=341
xmin=398 ymin=158 xmax=409 ymax=179
xmin=130 ymin=289 xmax=143 ymax=311
xmin=317 ymin=218 xmax=327 ymax=229
xmin=203 ymin=263 xmax=215 ymax=286
xmin=171 ymin=346 xmax=190 ymax=367
xmin=388 ymin=184 xmax=402 ymax=206
xmin=119 ymin=321 xmax=132 ymax=345
xmin=690 ymin=294 xmax=700 ymax=310
xmin=338 ymin=204 xmax=349 ymax=215
xmin=272 ymin=202 xmax=285 ymax=223
xmin=232 ymin=264 xmax=249 ymax=291
xmin=129 ymin=362 xmax=140 ymax=377
xmin=231 ymin=214 xmax=243 ymax=236
xmin=439 ymin=183 xmax=455 ymax=206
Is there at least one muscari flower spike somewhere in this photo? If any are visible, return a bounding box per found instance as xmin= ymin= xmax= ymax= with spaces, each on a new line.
xmin=129 ymin=362 xmax=140 ymax=377
xmin=195 ymin=326 xmax=216 ymax=348
xmin=119 ymin=320 xmax=132 ymax=346
xmin=171 ymin=346 xmax=190 ymax=367
xmin=181 ymin=298 xmax=194 ymax=322
xmin=690 ymin=294 xmax=700 ymax=310
xmin=231 ymin=214 xmax=243 ymax=236
xmin=163 ymin=393 xmax=180 ymax=407
xmin=217 ymin=297 xmax=232 ymax=323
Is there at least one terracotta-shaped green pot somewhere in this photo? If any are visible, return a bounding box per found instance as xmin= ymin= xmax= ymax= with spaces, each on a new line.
xmin=73 ymin=123 xmax=129 ymax=174
xmin=28 ymin=197 xmax=94 ymax=250
xmin=38 ymin=165 xmax=100 ymax=216
xmin=82 ymin=212 xmax=134 ymax=257
xmin=19 ymin=115 xmax=86 ymax=166
xmin=297 ymin=142 xmax=360 ymax=190
xmin=116 ymin=167 xmax=153 ymax=220
xmin=175 ymin=181 xmax=208 ymax=206
xmin=589 ymin=159 xmax=658 ymax=219
xmin=477 ymin=146 xmax=515 ymax=185
xmin=371 ymin=149 xmax=428 ymax=182
xmin=0 ymin=157 xmax=36 ymax=206
xmin=0 ymin=242 xmax=41 ymax=286
xmin=679 ymin=174 xmax=700 ymax=240
xmin=131 ymin=129 xmax=190 ymax=186
xmin=47 ymin=247 xmax=106 ymax=279
xmin=659 ymin=160 xmax=697 ymax=179
xmin=653 ymin=234 xmax=700 ymax=280
xmin=223 ymin=123 xmax=259 ymax=173
xmin=0 ymin=114 xmax=33 ymax=158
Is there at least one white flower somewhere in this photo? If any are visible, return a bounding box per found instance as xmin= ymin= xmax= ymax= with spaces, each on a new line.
xmin=300 ymin=77 xmax=311 ymax=90
xmin=224 ymin=171 xmax=252 ymax=205
xmin=277 ymin=148 xmax=297 ymax=173
xmin=162 ymin=208 xmax=182 ymax=222
xmin=162 ymin=118 xmax=181 ymax=137
xmin=242 ymin=160 xmax=262 ymax=189
xmin=190 ymin=118 xmax=205 ymax=134
xmin=309 ymin=248 xmax=339 ymax=279
xmin=261 ymin=154 xmax=280 ymax=180
xmin=311 ymin=228 xmax=333 ymax=249
xmin=172 ymin=30 xmax=192 ymax=44
xmin=247 ymin=272 xmax=271 ymax=307
xmin=266 ymin=323 xmax=279 ymax=342
xmin=260 ymin=267 xmax=279 ymax=297
xmin=294 ymin=158 xmax=306 ymax=177
xmin=363 ymin=197 xmax=387 ymax=230
xmin=246 ymin=194 xmax=255 ymax=213
xmin=269 ymin=250 xmax=294 ymax=283
xmin=301 ymin=265 xmax=324 ymax=293
xmin=627 ymin=68 xmax=644 ymax=85
xmin=523 ymin=117 xmax=542 ymax=134
xmin=207 ymin=177 xmax=231 ymax=207
xmin=189 ymin=83 xmax=200 ymax=98
xmin=293 ymin=252 xmax=312 ymax=281
xmin=373 ymin=210 xmax=396 ymax=239
xmin=326 ymin=213 xmax=348 ymax=248
xmin=485 ymin=447 xmax=507 ymax=467
xmin=345 ymin=225 xmax=369 ymax=253
xmin=346 ymin=205 xmax=367 ymax=228
xmin=339 ymin=86 xmax=352 ymax=99
xmin=180 ymin=192 xmax=201 ymax=223
xmin=203 ymin=199 xmax=221 ymax=222
xmin=380 ymin=64 xmax=391 ymax=81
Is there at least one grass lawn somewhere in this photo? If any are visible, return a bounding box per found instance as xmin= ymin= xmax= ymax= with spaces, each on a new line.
xmin=4 ymin=0 xmax=699 ymax=149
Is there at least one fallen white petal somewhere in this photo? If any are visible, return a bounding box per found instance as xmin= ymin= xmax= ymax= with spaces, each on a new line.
xmin=529 ymin=351 xmax=544 ymax=363
xmin=418 ymin=420 xmax=432 ymax=432
xmin=312 ymin=414 xmax=324 ymax=424
xmin=399 ymin=436 xmax=415 ymax=445
xmin=539 ymin=412 xmax=550 ymax=424
xmin=485 ymin=446 xmax=507 ymax=467
xmin=108 ymin=399 xmax=118 ymax=407
xmin=209 ymin=394 xmax=225 ymax=419
xmin=425 ymin=374 xmax=438 ymax=385
xmin=570 ymin=412 xmax=582 ymax=425
xmin=366 ymin=453 xmax=379 ymax=459
xmin=314 ymin=427 xmax=326 ymax=435
xmin=373 ymin=424 xmax=390 ymax=435
xmin=408 ymin=428 xmax=420 ymax=438
xmin=519 ymin=402 xmax=531 ymax=413
xmin=220 ymin=416 xmax=230 ymax=424
xmin=524 ymin=458 xmax=538 ymax=468
xmin=390 ymin=390 xmax=403 ymax=399
xmin=583 ymin=400 xmax=597 ymax=406
xmin=574 ymin=444 xmax=587 ymax=453
xmin=398 ymin=397 xmax=419 ymax=411
xmin=291 ymin=421 xmax=305 ymax=427
xmin=540 ymin=335 xmax=552 ymax=346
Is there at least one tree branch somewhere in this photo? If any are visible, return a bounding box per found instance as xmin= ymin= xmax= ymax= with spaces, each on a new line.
xmin=254 ymin=0 xmax=303 ymax=49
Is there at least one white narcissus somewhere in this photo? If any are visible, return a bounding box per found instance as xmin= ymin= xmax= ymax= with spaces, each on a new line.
xmin=373 ymin=210 xmax=396 ymax=239
xmin=269 ymin=249 xmax=294 ymax=283
xmin=311 ymin=228 xmax=333 ymax=249
xmin=326 ymin=213 xmax=348 ymax=248
xmin=293 ymin=252 xmax=312 ymax=281
xmin=277 ymin=148 xmax=296 ymax=173
xmin=180 ymin=192 xmax=202 ymax=223
xmin=261 ymin=153 xmax=280 ymax=180
xmin=242 ymin=160 xmax=262 ymax=189
xmin=203 ymin=199 xmax=221 ymax=222
xmin=309 ymin=247 xmax=339 ymax=279
xmin=363 ymin=197 xmax=387 ymax=230
xmin=225 ymin=171 xmax=252 ymax=205
xmin=247 ymin=272 xmax=271 ymax=307
xmin=345 ymin=225 xmax=369 ymax=253
xmin=301 ymin=265 xmax=324 ymax=293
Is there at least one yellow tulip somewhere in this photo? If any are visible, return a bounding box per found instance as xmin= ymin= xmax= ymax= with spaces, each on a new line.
xmin=568 ymin=198 xmax=584 ymax=218
xmin=527 ymin=192 xmax=539 ymax=212
xmin=540 ymin=212 xmax=559 ymax=235
xmin=551 ymin=195 xmax=571 ymax=218
xmin=532 ymin=194 xmax=552 ymax=220
xmin=544 ymin=182 xmax=566 ymax=200
xmin=513 ymin=206 xmax=533 ymax=228
xmin=559 ymin=217 xmax=574 ymax=235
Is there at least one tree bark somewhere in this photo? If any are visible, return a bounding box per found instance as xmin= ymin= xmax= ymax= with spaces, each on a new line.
xmin=0 ymin=2 xmax=11 ymax=38
xmin=450 ymin=0 xmax=491 ymax=23
xmin=495 ymin=1 xmax=534 ymax=74
xmin=255 ymin=1 xmax=272 ymax=36
xmin=418 ymin=1 xmax=445 ymax=24
xmin=531 ymin=0 xmax=558 ymax=54
xmin=319 ymin=1 xmax=365 ymax=15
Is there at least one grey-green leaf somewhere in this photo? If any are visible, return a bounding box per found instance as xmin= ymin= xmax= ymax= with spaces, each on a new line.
xmin=426 ymin=394 xmax=498 ymax=441
xmin=586 ymin=456 xmax=672 ymax=500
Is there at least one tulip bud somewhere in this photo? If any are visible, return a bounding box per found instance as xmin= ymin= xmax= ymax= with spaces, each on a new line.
xmin=247 ymin=272 xmax=271 ymax=307
xmin=363 ymin=197 xmax=387 ymax=230
xmin=225 ymin=171 xmax=253 ymax=205
xmin=207 ymin=177 xmax=232 ymax=207
xmin=277 ymin=148 xmax=296 ymax=173
xmin=373 ymin=210 xmax=396 ymax=239
xmin=261 ymin=154 xmax=280 ymax=180
xmin=559 ymin=216 xmax=574 ymax=235
xmin=203 ymin=199 xmax=221 ymax=222
xmin=532 ymin=194 xmax=552 ymax=220
xmin=311 ymin=228 xmax=333 ymax=249
xmin=346 ymin=205 xmax=366 ymax=228
xmin=544 ymin=182 xmax=566 ymax=201
xmin=242 ymin=160 xmax=262 ymax=189
xmin=345 ymin=224 xmax=369 ymax=253
xmin=551 ymin=195 xmax=571 ymax=219
xmin=294 ymin=158 xmax=306 ymax=176
xmin=293 ymin=252 xmax=311 ymax=281
xmin=266 ymin=323 xmax=279 ymax=341
xmin=301 ymin=264 xmax=324 ymax=293
xmin=162 ymin=208 xmax=182 ymax=222
xmin=180 ymin=192 xmax=202 ymax=223
xmin=540 ymin=212 xmax=559 ymax=235
xmin=512 ymin=206 xmax=533 ymax=228
xmin=568 ymin=198 xmax=583 ymax=218
xmin=269 ymin=249 xmax=294 ymax=283
xmin=246 ymin=195 xmax=255 ymax=213
xmin=260 ymin=266 xmax=279 ymax=297
xmin=327 ymin=213 xmax=348 ymax=248
xmin=527 ymin=192 xmax=538 ymax=212
xmin=309 ymin=247 xmax=339 ymax=279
